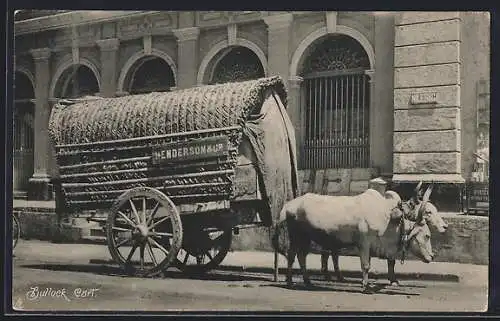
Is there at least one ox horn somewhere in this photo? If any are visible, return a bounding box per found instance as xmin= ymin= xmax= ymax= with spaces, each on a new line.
xmin=422 ymin=184 xmax=433 ymax=202
xmin=416 ymin=187 xmax=431 ymax=223
xmin=415 ymin=181 xmax=423 ymax=193
xmin=414 ymin=181 xmax=424 ymax=202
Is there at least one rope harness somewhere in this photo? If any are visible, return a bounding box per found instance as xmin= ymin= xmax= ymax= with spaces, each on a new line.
xmin=398 ymin=200 xmax=426 ymax=264
xmin=398 ymin=216 xmax=412 ymax=264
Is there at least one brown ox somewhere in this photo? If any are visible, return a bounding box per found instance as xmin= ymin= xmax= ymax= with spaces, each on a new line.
xmin=320 ymin=182 xmax=447 ymax=285
xmin=282 ymin=189 xmax=434 ymax=292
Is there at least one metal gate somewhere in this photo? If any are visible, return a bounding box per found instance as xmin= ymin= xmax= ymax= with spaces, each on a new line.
xmin=13 ymin=107 xmax=34 ymax=191
xmin=302 ymin=71 xmax=370 ymax=169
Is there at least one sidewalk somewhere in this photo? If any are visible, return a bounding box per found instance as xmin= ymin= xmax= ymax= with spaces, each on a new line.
xmin=13 ymin=199 xmax=55 ymax=209
xmin=13 ymin=240 xmax=487 ymax=286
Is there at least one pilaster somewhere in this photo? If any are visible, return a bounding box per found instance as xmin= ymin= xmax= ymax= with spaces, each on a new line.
xmin=29 ymin=48 xmax=52 ymax=200
xmin=173 ymin=27 xmax=200 ymax=89
xmin=365 ymin=69 xmax=376 ymax=168
xmin=96 ymin=38 xmax=120 ymax=97
xmin=264 ymin=13 xmax=293 ymax=83
xmin=392 ymin=12 xmax=463 ymax=184
xmin=288 ymin=76 xmax=304 ymax=164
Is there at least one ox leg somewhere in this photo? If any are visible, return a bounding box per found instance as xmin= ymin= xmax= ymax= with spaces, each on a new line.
xmin=320 ymin=250 xmax=331 ymax=281
xmin=387 ymin=259 xmax=399 ymax=286
xmin=359 ymin=244 xmax=372 ymax=292
xmin=286 ymin=247 xmax=296 ymax=287
xmin=332 ymin=251 xmax=344 ymax=281
xmin=297 ymin=248 xmax=312 ymax=287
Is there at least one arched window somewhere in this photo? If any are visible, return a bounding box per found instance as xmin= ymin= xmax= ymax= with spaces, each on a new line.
xmin=13 ymin=71 xmax=35 ymax=192
xmin=55 ymin=64 xmax=100 ymax=99
xmin=210 ymin=46 xmax=264 ymax=84
xmin=300 ymin=34 xmax=371 ymax=169
xmin=126 ymin=56 xmax=175 ymax=95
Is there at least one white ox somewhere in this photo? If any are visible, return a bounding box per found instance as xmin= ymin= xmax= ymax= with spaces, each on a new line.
xmin=320 ymin=182 xmax=447 ymax=285
xmin=282 ymin=189 xmax=434 ymax=292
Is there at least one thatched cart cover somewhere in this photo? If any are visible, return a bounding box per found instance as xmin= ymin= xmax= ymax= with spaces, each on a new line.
xmin=49 ymin=76 xmax=298 ymax=228
xmin=50 ymin=77 xmax=286 ymax=145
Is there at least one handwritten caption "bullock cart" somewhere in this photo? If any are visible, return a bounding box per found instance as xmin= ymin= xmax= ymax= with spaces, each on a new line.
xmin=24 ymin=286 xmax=100 ymax=302
xmin=151 ymin=136 xmax=229 ymax=165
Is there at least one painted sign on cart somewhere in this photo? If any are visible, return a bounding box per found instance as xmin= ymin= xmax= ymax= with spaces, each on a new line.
xmin=152 ymin=136 xmax=229 ymax=164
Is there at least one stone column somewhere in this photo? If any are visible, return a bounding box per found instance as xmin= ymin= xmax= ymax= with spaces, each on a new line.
xmin=264 ymin=13 xmax=293 ymax=83
xmin=173 ymin=27 xmax=200 ymax=89
xmin=365 ymin=69 xmax=375 ymax=168
xmin=288 ymin=76 xmax=303 ymax=164
xmin=29 ymin=48 xmax=52 ymax=200
xmin=96 ymin=38 xmax=120 ymax=97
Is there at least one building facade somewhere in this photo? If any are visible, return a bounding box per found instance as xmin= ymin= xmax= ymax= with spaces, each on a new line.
xmin=14 ymin=11 xmax=490 ymax=212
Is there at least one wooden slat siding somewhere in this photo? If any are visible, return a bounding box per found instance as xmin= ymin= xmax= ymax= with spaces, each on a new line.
xmin=62 ymin=169 xmax=235 ymax=188
xmin=59 ymin=156 xmax=151 ymax=170
xmin=55 ymin=131 xmax=240 ymax=158
xmin=56 ymin=127 xmax=241 ymax=209
xmin=60 ymin=159 xmax=236 ymax=179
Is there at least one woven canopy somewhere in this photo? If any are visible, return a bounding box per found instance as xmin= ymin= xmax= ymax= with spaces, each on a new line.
xmin=49 ymin=76 xmax=287 ymax=146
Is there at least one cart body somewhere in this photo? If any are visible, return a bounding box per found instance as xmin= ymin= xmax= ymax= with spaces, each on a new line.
xmin=49 ymin=76 xmax=298 ymax=275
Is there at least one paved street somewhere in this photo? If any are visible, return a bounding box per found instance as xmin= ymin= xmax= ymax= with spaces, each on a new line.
xmin=11 ymin=241 xmax=488 ymax=312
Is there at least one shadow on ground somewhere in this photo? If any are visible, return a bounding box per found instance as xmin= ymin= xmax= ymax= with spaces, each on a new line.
xmin=20 ymin=261 xmax=423 ymax=296
xmin=263 ymin=280 xmax=422 ymax=296
xmin=20 ymin=262 xmax=270 ymax=282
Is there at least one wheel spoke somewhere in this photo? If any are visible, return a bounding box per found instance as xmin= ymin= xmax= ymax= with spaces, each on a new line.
xmin=115 ymin=236 xmax=132 ymax=248
xmin=205 ymin=250 xmax=214 ymax=261
xmin=125 ymin=243 xmax=138 ymax=263
xmin=129 ymin=199 xmax=141 ymax=224
xmin=142 ymin=197 xmax=147 ymax=225
xmin=112 ymin=226 xmax=133 ymax=233
xmin=146 ymin=201 xmax=161 ymax=226
xmin=149 ymin=231 xmax=173 ymax=238
xmin=117 ymin=211 xmax=137 ymax=228
xmin=150 ymin=215 xmax=171 ymax=230
xmin=182 ymin=252 xmax=190 ymax=265
xmin=146 ymin=242 xmax=158 ymax=266
xmin=139 ymin=245 xmax=145 ymax=270
xmin=148 ymin=237 xmax=170 ymax=256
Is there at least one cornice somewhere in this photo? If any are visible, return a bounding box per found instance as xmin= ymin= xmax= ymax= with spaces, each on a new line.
xmin=173 ymin=27 xmax=200 ymax=42
xmin=96 ymin=38 xmax=120 ymax=51
xmin=263 ymin=13 xmax=294 ymax=30
xmin=15 ymin=11 xmax=161 ymax=36
xmin=30 ymin=48 xmax=51 ymax=61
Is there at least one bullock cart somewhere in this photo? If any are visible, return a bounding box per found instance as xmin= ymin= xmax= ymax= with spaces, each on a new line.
xmin=49 ymin=77 xmax=298 ymax=278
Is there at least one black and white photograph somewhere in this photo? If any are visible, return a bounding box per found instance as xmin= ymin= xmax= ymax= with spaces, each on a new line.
xmin=10 ymin=10 xmax=490 ymax=313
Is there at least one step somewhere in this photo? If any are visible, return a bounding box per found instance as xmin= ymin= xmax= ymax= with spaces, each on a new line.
xmin=13 ymin=191 xmax=28 ymax=200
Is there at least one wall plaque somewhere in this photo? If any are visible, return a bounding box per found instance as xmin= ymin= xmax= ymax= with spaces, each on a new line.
xmin=410 ymin=91 xmax=438 ymax=105
xmin=466 ymin=182 xmax=489 ymax=216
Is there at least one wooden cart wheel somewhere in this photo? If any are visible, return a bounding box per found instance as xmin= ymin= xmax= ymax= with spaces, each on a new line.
xmin=12 ymin=214 xmax=20 ymax=249
xmin=106 ymin=187 xmax=183 ymax=277
xmin=174 ymin=229 xmax=232 ymax=274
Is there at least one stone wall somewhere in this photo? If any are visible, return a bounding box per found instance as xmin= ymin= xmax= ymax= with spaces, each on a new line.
xmin=392 ymin=12 xmax=463 ymax=183
xmin=231 ymin=215 xmax=489 ymax=265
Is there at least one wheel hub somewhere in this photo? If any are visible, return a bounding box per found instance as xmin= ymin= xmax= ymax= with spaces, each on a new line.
xmin=135 ymin=224 xmax=149 ymax=241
